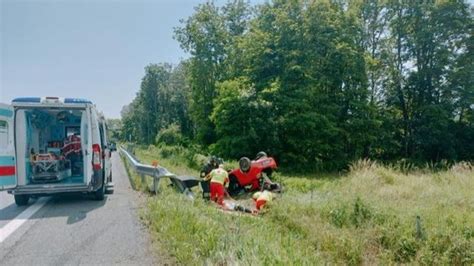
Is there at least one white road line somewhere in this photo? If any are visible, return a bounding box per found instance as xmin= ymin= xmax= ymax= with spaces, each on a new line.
xmin=0 ymin=197 xmax=49 ymax=243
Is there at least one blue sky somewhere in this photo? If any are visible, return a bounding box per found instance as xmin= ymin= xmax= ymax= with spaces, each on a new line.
xmin=1 ymin=0 xmax=234 ymax=118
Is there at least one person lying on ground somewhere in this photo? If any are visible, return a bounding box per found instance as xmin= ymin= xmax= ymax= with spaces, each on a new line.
xmin=252 ymin=190 xmax=275 ymax=211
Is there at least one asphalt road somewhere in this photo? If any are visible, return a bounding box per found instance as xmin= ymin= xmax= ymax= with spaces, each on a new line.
xmin=0 ymin=153 xmax=157 ymax=265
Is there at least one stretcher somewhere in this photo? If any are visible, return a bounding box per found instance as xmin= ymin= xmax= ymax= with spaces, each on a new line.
xmin=31 ymin=153 xmax=71 ymax=182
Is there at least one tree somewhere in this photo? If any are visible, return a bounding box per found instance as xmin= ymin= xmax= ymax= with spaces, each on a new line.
xmin=383 ymin=0 xmax=473 ymax=161
xmin=166 ymin=62 xmax=193 ymax=137
xmin=106 ymin=118 xmax=122 ymax=141
xmin=121 ymin=63 xmax=192 ymax=144
xmin=175 ymin=2 xmax=228 ymax=145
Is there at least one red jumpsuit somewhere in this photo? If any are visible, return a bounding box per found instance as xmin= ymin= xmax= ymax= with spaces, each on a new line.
xmin=209 ymin=168 xmax=229 ymax=205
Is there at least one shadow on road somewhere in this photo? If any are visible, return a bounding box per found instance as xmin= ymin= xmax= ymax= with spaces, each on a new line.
xmin=0 ymin=194 xmax=107 ymax=225
xmin=50 ymin=194 xmax=108 ymax=224
xmin=0 ymin=198 xmax=38 ymax=222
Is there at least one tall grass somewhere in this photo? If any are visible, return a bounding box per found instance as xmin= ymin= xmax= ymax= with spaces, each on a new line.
xmin=128 ymin=146 xmax=474 ymax=265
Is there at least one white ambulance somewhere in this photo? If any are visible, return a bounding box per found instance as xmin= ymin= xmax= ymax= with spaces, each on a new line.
xmin=0 ymin=97 xmax=113 ymax=206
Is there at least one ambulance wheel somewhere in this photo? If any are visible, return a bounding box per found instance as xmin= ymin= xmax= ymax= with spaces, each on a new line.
xmin=94 ymin=179 xmax=106 ymax=201
xmin=15 ymin=195 xmax=30 ymax=206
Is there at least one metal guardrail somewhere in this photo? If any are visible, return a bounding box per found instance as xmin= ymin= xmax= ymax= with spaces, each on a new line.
xmin=119 ymin=146 xmax=195 ymax=199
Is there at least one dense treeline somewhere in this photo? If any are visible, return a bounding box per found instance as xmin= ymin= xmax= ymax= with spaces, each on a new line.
xmin=121 ymin=0 xmax=473 ymax=170
xmin=121 ymin=63 xmax=192 ymax=144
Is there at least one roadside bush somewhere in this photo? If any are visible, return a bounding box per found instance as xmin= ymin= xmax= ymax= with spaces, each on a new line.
xmin=351 ymin=197 xmax=373 ymax=228
xmin=142 ymin=143 xmax=210 ymax=172
xmin=349 ymin=158 xmax=376 ymax=173
xmin=337 ymin=237 xmax=363 ymax=265
xmin=375 ymin=168 xmax=395 ymax=185
xmin=447 ymin=237 xmax=473 ymax=265
xmin=155 ymin=124 xmax=186 ymax=146
xmin=282 ymin=177 xmax=321 ymax=193
xmin=328 ymin=206 xmax=349 ymax=228
xmin=323 ymin=198 xmax=375 ymax=229
xmin=394 ymin=236 xmax=419 ymax=263
xmin=185 ymin=152 xmax=207 ymax=170
xmin=158 ymin=145 xmax=184 ymax=159
xmin=418 ymin=228 xmax=474 ymax=265
xmin=451 ymin=161 xmax=473 ymax=173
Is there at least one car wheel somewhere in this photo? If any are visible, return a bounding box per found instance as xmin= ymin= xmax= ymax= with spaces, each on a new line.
xmin=239 ymin=157 xmax=251 ymax=172
xmin=14 ymin=194 xmax=30 ymax=206
xmin=94 ymin=179 xmax=105 ymax=201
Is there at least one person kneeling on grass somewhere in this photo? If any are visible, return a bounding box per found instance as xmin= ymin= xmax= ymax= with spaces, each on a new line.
xmin=207 ymin=164 xmax=229 ymax=206
xmin=252 ymin=190 xmax=275 ymax=211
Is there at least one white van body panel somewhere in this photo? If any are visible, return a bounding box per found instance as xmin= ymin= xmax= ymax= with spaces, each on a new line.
xmin=0 ymin=103 xmax=16 ymax=190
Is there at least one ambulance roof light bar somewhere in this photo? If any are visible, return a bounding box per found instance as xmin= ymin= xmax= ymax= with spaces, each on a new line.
xmin=12 ymin=97 xmax=92 ymax=104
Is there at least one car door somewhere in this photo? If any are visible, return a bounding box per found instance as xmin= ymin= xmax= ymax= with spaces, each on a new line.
xmin=0 ymin=103 xmax=17 ymax=190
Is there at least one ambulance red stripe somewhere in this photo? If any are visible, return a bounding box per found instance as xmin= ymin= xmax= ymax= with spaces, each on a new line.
xmin=0 ymin=166 xmax=15 ymax=176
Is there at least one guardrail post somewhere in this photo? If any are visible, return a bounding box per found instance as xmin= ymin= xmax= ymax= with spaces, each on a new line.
xmin=152 ymin=177 xmax=160 ymax=194
xmin=140 ymin=173 xmax=146 ymax=187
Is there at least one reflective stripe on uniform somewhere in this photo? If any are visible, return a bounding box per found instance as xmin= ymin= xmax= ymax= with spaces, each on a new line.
xmin=210 ymin=168 xmax=228 ymax=185
xmin=254 ymin=190 xmax=273 ymax=202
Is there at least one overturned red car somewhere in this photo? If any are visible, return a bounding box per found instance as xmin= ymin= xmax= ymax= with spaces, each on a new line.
xmin=226 ymin=152 xmax=282 ymax=196
xmin=198 ymin=152 xmax=282 ymax=198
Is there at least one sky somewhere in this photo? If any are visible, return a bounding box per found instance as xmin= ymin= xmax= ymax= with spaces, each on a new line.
xmin=0 ymin=0 xmax=223 ymax=118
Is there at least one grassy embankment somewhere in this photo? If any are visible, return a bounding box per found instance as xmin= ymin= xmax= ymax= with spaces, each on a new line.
xmin=122 ymin=145 xmax=473 ymax=265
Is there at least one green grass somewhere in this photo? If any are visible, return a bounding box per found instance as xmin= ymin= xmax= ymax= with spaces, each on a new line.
xmin=126 ymin=145 xmax=474 ymax=265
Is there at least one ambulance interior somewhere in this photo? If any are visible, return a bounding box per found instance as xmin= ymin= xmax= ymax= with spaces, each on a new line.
xmin=16 ymin=108 xmax=87 ymax=185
